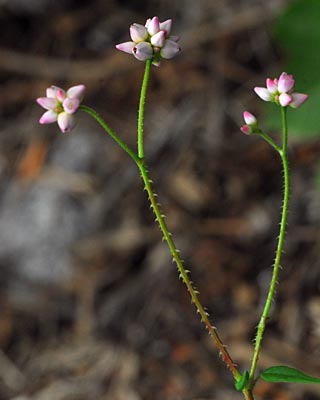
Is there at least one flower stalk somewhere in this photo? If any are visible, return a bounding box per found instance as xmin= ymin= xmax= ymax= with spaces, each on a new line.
xmin=138 ymin=59 xmax=152 ymax=159
xmin=79 ymin=105 xmax=139 ymax=163
xmin=137 ymin=158 xmax=240 ymax=380
xmin=248 ymin=107 xmax=290 ymax=386
xmin=78 ymin=103 xmax=240 ymax=380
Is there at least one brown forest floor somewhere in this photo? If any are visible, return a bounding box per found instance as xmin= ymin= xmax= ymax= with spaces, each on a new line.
xmin=0 ymin=0 xmax=319 ymax=399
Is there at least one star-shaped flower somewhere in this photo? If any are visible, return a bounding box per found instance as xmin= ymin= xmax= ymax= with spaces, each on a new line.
xmin=37 ymin=85 xmax=85 ymax=133
xmin=254 ymin=72 xmax=308 ymax=108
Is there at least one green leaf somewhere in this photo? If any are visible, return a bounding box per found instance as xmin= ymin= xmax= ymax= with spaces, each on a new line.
xmin=235 ymin=371 xmax=249 ymax=391
xmin=261 ymin=366 xmax=320 ymax=384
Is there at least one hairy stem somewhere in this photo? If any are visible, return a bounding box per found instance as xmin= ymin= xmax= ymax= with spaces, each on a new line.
xmin=137 ymin=158 xmax=240 ymax=379
xmin=138 ymin=59 xmax=152 ymax=159
xmin=249 ymin=107 xmax=289 ymax=384
xmin=81 ymin=65 xmax=240 ymax=381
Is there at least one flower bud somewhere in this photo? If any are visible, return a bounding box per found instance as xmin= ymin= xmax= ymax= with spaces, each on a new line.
xmin=130 ymin=24 xmax=148 ymax=42
xmin=133 ymin=42 xmax=153 ymax=61
xmin=146 ymin=16 xmax=160 ymax=35
xmin=67 ymin=85 xmax=86 ymax=102
xmin=115 ymin=41 xmax=135 ymax=54
xmin=151 ymin=30 xmax=166 ymax=47
xmin=240 ymin=111 xmax=258 ymax=135
xmin=160 ymin=39 xmax=180 ymax=59
xmin=46 ymin=85 xmax=64 ymax=99
xmin=243 ymin=111 xmax=257 ymax=125
xmin=278 ymin=72 xmax=294 ymax=93
xmin=240 ymin=125 xmax=252 ymax=135
xmin=279 ymin=93 xmax=292 ymax=107
xmin=57 ymin=112 xmax=75 ymax=133
xmin=266 ymin=78 xmax=278 ymax=94
xmin=159 ymin=19 xmax=172 ymax=35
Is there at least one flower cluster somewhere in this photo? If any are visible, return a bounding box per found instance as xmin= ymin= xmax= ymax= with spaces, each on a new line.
xmin=240 ymin=111 xmax=259 ymax=135
xmin=37 ymin=85 xmax=85 ymax=133
xmin=116 ymin=16 xmax=180 ymax=66
xmin=254 ymin=72 xmax=308 ymax=108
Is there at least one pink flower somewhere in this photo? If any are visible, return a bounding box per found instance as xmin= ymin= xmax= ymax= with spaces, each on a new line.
xmin=278 ymin=72 xmax=294 ymax=93
xmin=133 ymin=42 xmax=153 ymax=61
xmin=116 ymin=16 xmax=180 ymax=66
xmin=254 ymin=87 xmax=273 ymax=102
xmin=290 ymin=93 xmax=309 ymax=108
xmin=37 ymin=84 xmax=85 ymax=133
xmin=254 ymin=72 xmax=308 ymax=108
xmin=240 ymin=111 xmax=259 ymax=135
xmin=243 ymin=111 xmax=257 ymax=125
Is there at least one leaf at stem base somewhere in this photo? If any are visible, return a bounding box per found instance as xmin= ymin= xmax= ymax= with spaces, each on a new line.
xmin=260 ymin=366 xmax=320 ymax=384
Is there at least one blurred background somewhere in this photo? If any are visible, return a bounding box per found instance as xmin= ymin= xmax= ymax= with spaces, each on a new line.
xmin=0 ymin=0 xmax=319 ymax=399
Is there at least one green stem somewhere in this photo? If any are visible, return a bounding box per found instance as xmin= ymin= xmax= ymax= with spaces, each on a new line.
xmin=81 ymin=103 xmax=240 ymax=379
xmin=80 ymin=105 xmax=140 ymax=163
xmin=257 ymin=130 xmax=282 ymax=154
xmin=243 ymin=388 xmax=255 ymax=400
xmin=136 ymin=60 xmax=239 ymax=379
xmin=249 ymin=107 xmax=289 ymax=385
xmin=137 ymin=159 xmax=240 ymax=380
xmin=81 ymin=63 xmax=240 ymax=381
xmin=138 ymin=59 xmax=152 ymax=159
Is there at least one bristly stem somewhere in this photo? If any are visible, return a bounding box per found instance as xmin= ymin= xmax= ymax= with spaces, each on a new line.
xmin=249 ymin=107 xmax=290 ymax=385
xmin=138 ymin=59 xmax=152 ymax=159
xmin=136 ymin=60 xmax=239 ymax=379
xmin=137 ymin=158 xmax=240 ymax=380
xmin=80 ymin=80 xmax=240 ymax=381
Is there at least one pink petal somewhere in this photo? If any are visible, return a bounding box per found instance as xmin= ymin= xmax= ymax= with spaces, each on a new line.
xmin=278 ymin=72 xmax=294 ymax=93
xmin=147 ymin=16 xmax=160 ymax=35
xmin=279 ymin=93 xmax=292 ymax=107
xmin=63 ymin=98 xmax=80 ymax=114
xmin=46 ymin=85 xmax=65 ymax=99
xmin=243 ymin=111 xmax=257 ymax=125
xmin=160 ymin=39 xmax=180 ymax=59
xmin=57 ymin=112 xmax=75 ymax=133
xmin=151 ymin=31 xmax=166 ymax=47
xmin=159 ymin=19 xmax=172 ymax=35
xmin=290 ymin=92 xmax=309 ymax=108
xmin=39 ymin=110 xmax=58 ymax=124
xmin=240 ymin=125 xmax=251 ymax=135
xmin=254 ymin=87 xmax=273 ymax=102
xmin=133 ymin=42 xmax=153 ymax=61
xmin=37 ymin=97 xmax=58 ymax=110
xmin=67 ymin=85 xmax=86 ymax=102
xmin=266 ymin=78 xmax=278 ymax=94
xmin=130 ymin=23 xmax=148 ymax=42
xmin=115 ymin=41 xmax=135 ymax=54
